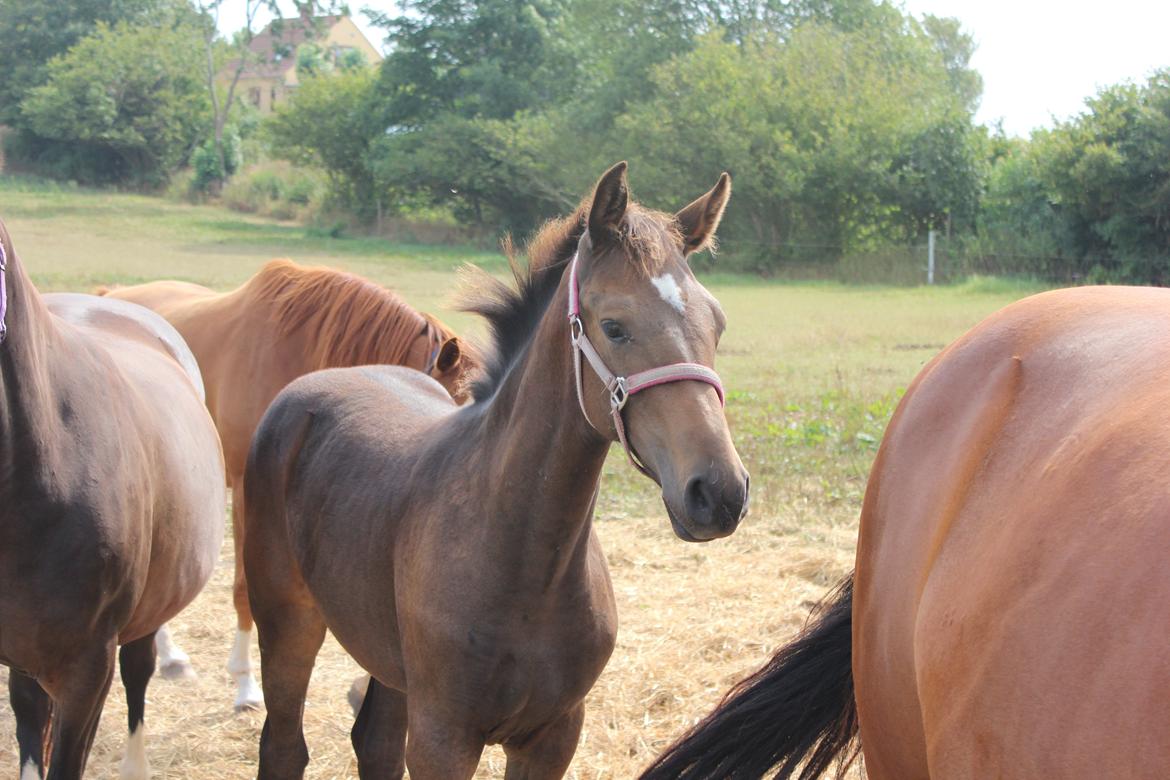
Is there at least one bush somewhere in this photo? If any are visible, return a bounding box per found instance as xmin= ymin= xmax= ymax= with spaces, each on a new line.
xmin=220 ymin=161 xmax=324 ymax=221
xmin=18 ymin=18 xmax=209 ymax=187
xmin=191 ymin=129 xmax=243 ymax=194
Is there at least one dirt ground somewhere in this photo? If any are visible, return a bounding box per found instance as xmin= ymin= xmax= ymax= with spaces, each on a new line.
xmin=0 ymin=500 xmax=855 ymax=779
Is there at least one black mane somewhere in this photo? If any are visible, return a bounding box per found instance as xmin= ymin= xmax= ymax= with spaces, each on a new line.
xmin=458 ymin=201 xmax=681 ymax=404
xmin=458 ymin=211 xmax=585 ymax=403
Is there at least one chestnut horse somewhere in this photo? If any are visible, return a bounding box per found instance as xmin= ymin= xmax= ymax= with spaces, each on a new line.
xmin=0 ymin=217 xmax=225 ymax=779
xmin=100 ymin=259 xmax=474 ymax=709
xmin=243 ymin=162 xmax=749 ymax=779
xmin=643 ymin=285 xmax=1170 ymax=779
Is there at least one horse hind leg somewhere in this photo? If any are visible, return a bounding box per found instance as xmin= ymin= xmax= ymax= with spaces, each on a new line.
xmin=228 ymin=479 xmax=263 ymax=711
xmin=153 ymin=623 xmax=195 ymax=680
xmin=502 ymin=704 xmax=586 ymax=780
xmin=118 ymin=632 xmax=157 ymax=780
xmin=40 ymin=641 xmax=117 ymax=780
xmin=350 ymin=679 xmax=408 ymax=779
xmin=9 ymin=669 xmax=51 ymax=779
xmin=253 ymin=599 xmax=326 ymax=780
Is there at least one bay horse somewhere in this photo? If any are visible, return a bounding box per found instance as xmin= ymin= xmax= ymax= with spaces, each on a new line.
xmin=243 ymin=162 xmax=750 ymax=779
xmin=0 ymin=217 xmax=225 ymax=779
xmin=99 ymin=259 xmax=474 ymax=710
xmin=642 ymin=285 xmax=1170 ymax=779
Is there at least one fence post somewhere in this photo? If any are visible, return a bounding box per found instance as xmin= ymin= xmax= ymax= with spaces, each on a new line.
xmin=927 ymin=229 xmax=936 ymax=285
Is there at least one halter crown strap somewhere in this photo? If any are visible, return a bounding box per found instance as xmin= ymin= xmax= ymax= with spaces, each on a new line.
xmin=567 ymin=251 xmax=725 ymax=476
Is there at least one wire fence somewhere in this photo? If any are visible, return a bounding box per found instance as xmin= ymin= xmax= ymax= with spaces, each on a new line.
xmin=716 ymin=234 xmax=1127 ymax=286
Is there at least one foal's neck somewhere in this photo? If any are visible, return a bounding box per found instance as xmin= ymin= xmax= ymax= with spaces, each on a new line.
xmin=476 ymin=275 xmax=612 ymax=585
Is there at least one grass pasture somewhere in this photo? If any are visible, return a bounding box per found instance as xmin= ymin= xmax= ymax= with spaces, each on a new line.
xmin=0 ymin=180 xmax=1042 ymax=778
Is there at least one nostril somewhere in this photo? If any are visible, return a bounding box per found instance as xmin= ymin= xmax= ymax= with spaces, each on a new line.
xmin=686 ymin=476 xmax=711 ymax=514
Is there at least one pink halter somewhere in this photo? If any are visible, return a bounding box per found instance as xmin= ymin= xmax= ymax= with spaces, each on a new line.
xmin=0 ymin=239 xmax=7 ymax=344
xmin=567 ymin=250 xmax=725 ymax=477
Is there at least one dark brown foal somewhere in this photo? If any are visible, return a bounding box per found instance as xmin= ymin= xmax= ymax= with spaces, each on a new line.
xmin=244 ymin=162 xmax=748 ymax=779
xmin=101 ymin=260 xmax=475 ymax=710
xmin=0 ymin=218 xmax=224 ymax=779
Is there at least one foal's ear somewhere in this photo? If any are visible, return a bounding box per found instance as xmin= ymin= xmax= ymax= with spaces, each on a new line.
xmin=588 ymin=161 xmax=629 ymax=246
xmin=435 ymin=338 xmax=462 ymax=373
xmin=676 ymin=172 xmax=732 ymax=255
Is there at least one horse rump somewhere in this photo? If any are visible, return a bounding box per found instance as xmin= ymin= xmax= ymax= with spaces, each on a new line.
xmin=640 ymin=575 xmax=859 ymax=780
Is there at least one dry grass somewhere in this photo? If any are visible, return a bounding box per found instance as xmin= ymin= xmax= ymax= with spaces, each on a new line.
xmin=0 ymin=509 xmax=856 ymax=779
xmin=0 ymin=182 xmax=1040 ymax=777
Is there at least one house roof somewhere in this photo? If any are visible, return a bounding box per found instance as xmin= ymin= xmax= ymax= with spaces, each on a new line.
xmin=233 ymin=15 xmax=344 ymax=79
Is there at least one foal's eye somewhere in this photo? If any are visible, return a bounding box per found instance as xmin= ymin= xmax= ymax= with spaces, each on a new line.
xmin=600 ymin=319 xmax=629 ymax=343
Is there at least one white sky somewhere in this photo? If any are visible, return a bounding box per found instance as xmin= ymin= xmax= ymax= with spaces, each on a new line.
xmin=218 ymin=1 xmax=1170 ymax=138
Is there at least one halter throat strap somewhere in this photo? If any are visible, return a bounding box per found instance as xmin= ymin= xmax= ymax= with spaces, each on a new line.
xmin=566 ymin=250 xmax=724 ymax=476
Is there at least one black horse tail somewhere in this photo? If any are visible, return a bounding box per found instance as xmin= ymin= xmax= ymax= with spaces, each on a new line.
xmin=640 ymin=575 xmax=859 ymax=780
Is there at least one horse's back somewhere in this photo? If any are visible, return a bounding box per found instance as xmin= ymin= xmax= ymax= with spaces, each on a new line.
xmin=46 ymin=292 xmax=206 ymax=399
xmin=99 ymin=278 xmax=217 ymax=319
xmin=855 ymin=286 xmax=1170 ymax=778
xmin=246 ymin=364 xmax=456 ymax=550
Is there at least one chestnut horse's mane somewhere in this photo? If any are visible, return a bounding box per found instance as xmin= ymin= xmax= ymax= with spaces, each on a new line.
xmin=246 ymin=259 xmax=437 ymax=371
xmin=459 ymin=201 xmax=682 ymax=403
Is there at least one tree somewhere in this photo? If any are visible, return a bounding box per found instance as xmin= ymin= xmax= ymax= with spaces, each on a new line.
xmin=19 ymin=18 xmax=210 ymax=185
xmin=0 ymin=0 xmax=169 ymax=124
xmin=369 ymin=0 xmax=576 ymax=127
xmin=194 ymin=0 xmax=341 ymax=189
xmin=920 ymin=14 xmax=982 ymax=114
xmin=267 ymin=67 xmax=384 ymax=218
xmin=615 ymin=23 xmax=979 ymax=268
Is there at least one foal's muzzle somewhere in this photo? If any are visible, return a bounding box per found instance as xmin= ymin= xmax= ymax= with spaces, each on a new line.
xmin=671 ymin=469 xmax=750 ymax=542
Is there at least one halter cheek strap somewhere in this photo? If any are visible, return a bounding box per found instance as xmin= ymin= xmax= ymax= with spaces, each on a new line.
xmin=0 ymin=239 xmax=8 ymax=344
xmin=421 ymin=320 xmax=443 ymax=375
xmin=567 ymin=251 xmax=725 ymax=477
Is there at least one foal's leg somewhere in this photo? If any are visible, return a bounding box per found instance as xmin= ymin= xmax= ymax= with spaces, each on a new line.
xmin=502 ymin=704 xmax=585 ymax=780
xmin=153 ymin=623 xmax=195 ymax=680
xmin=40 ymin=641 xmax=117 ymax=780
xmin=228 ymin=479 xmax=263 ymax=711
xmin=350 ymin=679 xmax=408 ymax=779
xmin=254 ymin=605 xmax=326 ymax=780
xmin=9 ymin=669 xmax=51 ymax=779
xmin=118 ymin=633 xmax=157 ymax=780
xmin=404 ymin=713 xmax=485 ymax=780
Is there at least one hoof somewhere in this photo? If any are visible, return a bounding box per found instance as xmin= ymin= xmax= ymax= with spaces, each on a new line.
xmin=234 ymin=674 xmax=264 ymax=712
xmin=158 ymin=659 xmax=197 ymax=681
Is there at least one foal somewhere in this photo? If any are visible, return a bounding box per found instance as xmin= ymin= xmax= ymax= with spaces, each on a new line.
xmin=0 ymin=217 xmax=224 ymax=779
xmin=101 ymin=259 xmax=474 ymax=709
xmin=244 ymin=162 xmax=749 ymax=778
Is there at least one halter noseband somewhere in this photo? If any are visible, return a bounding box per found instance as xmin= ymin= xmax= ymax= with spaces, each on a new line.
xmin=0 ymin=239 xmax=8 ymax=344
xmin=567 ymin=250 xmax=725 ymax=477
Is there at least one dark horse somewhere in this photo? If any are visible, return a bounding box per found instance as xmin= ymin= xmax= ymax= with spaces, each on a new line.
xmin=244 ymin=162 xmax=750 ymax=778
xmin=642 ymin=285 xmax=1170 ymax=779
xmin=100 ymin=259 xmax=475 ymax=710
xmin=0 ymin=218 xmax=225 ymax=779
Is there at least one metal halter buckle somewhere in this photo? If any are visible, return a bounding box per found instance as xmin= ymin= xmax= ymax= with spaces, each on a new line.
xmin=569 ymin=315 xmax=584 ymax=345
xmin=609 ymin=377 xmax=629 ymax=411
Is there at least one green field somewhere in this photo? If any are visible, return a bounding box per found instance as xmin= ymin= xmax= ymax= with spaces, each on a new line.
xmin=0 ymin=176 xmax=1042 ymax=531
xmin=0 ymin=179 xmax=1046 ymax=777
